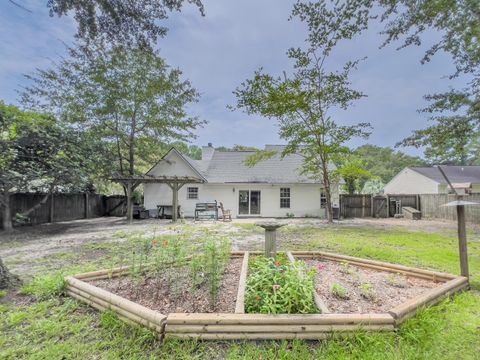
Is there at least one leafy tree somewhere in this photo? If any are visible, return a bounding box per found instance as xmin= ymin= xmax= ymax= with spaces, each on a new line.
xmin=8 ymin=0 xmax=204 ymax=47
xmin=233 ymin=0 xmax=372 ymax=222
xmin=335 ymin=158 xmax=372 ymax=194
xmin=0 ymin=102 xmax=94 ymax=231
xmin=0 ymin=102 xmax=95 ymax=287
xmin=397 ymin=113 xmax=478 ymax=165
xmin=171 ymin=142 xmax=202 ymax=160
xmin=22 ymin=44 xmax=204 ymax=221
xmin=354 ymin=144 xmax=426 ymax=183
xmin=361 ymin=178 xmax=385 ymax=195
xmin=377 ymin=0 xmax=480 ymax=164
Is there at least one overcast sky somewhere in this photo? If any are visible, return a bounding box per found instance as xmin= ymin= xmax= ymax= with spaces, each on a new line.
xmin=0 ymin=0 xmax=466 ymax=157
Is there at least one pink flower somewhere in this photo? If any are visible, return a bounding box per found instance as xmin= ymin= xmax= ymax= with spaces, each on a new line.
xmin=272 ymin=284 xmax=281 ymax=291
xmin=317 ymin=264 xmax=326 ymax=271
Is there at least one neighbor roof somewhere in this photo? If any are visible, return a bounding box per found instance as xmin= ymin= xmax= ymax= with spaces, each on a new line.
xmin=181 ymin=146 xmax=327 ymax=184
xmin=410 ymin=166 xmax=480 ymax=184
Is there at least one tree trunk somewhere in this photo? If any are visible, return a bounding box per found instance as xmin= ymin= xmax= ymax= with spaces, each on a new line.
xmin=0 ymin=257 xmax=21 ymax=290
xmin=126 ymin=182 xmax=133 ymax=224
xmin=321 ymin=167 xmax=334 ymax=223
xmin=1 ymin=190 xmax=13 ymax=232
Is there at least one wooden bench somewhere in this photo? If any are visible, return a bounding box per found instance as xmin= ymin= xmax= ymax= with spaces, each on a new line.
xmin=194 ymin=201 xmax=218 ymax=221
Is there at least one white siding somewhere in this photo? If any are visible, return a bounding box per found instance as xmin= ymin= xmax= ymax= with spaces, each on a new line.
xmin=148 ymin=150 xmax=200 ymax=178
xmin=384 ymin=168 xmax=439 ymax=194
xmin=144 ymin=182 xmax=340 ymax=218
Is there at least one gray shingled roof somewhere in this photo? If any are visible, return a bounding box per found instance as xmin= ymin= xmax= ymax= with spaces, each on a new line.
xmin=411 ymin=166 xmax=480 ymax=184
xmin=186 ymin=148 xmax=323 ymax=184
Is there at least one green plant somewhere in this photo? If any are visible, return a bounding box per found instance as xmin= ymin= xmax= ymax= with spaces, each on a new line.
xmin=190 ymin=251 xmax=205 ymax=289
xmin=286 ymin=212 xmax=295 ymax=218
xmin=331 ymin=283 xmax=350 ymax=300
xmin=245 ymin=256 xmax=318 ymax=314
xmin=202 ymin=238 xmax=231 ymax=307
xmin=21 ymin=273 xmax=66 ymax=300
xmin=340 ymin=261 xmax=357 ymax=276
xmin=359 ymin=282 xmax=376 ymax=300
xmin=386 ymin=273 xmax=407 ymax=288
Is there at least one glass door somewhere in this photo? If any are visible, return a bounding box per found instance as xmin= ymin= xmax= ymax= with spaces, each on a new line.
xmin=250 ymin=191 xmax=261 ymax=215
xmin=238 ymin=190 xmax=250 ymax=215
xmin=238 ymin=190 xmax=261 ymax=215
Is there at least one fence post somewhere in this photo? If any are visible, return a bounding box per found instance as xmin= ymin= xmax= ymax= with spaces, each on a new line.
xmin=49 ymin=193 xmax=54 ymax=223
xmin=85 ymin=193 xmax=90 ymax=219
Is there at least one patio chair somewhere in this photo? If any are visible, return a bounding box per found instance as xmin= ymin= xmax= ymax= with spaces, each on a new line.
xmin=219 ymin=202 xmax=232 ymax=222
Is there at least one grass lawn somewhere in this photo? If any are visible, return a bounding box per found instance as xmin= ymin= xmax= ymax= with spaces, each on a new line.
xmin=1 ymin=221 xmax=479 ymax=359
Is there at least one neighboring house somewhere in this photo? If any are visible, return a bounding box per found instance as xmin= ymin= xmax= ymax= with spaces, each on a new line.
xmin=384 ymin=166 xmax=480 ymax=194
xmin=143 ymin=144 xmax=340 ymax=218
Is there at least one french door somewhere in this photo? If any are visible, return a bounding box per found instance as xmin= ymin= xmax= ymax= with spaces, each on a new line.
xmin=238 ymin=190 xmax=261 ymax=215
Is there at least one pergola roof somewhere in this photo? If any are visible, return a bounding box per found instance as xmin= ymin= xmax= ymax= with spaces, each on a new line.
xmin=112 ymin=174 xmax=204 ymax=187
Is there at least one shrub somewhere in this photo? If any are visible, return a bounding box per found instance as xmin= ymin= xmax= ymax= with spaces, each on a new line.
xmin=245 ymin=256 xmax=318 ymax=314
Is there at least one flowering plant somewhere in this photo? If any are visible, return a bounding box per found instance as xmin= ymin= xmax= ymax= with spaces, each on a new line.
xmin=245 ymin=255 xmax=318 ymax=314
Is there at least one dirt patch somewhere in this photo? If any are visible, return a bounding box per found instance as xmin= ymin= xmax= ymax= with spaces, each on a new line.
xmin=91 ymin=257 xmax=242 ymax=314
xmin=305 ymin=259 xmax=438 ymax=313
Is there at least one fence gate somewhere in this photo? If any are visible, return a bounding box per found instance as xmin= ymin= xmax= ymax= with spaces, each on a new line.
xmin=372 ymin=196 xmax=388 ymax=218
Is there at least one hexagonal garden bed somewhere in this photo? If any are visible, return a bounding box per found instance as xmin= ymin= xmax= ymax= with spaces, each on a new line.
xmin=65 ymin=250 xmax=468 ymax=340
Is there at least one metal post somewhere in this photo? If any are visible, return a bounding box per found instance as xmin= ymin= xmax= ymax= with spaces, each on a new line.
xmin=437 ymin=165 xmax=470 ymax=278
xmin=457 ymin=205 xmax=469 ymax=277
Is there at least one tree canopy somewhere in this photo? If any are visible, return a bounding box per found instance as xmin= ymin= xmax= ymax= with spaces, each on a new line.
xmin=334 ymin=158 xmax=372 ymax=194
xmin=354 ymin=144 xmax=426 ymax=183
xmin=0 ymin=102 xmax=94 ymax=230
xmin=377 ymin=0 xmax=480 ymax=164
xmin=45 ymin=0 xmax=204 ymax=47
xmin=22 ymin=44 xmax=204 ymax=178
xmin=233 ymin=0 xmax=372 ymax=221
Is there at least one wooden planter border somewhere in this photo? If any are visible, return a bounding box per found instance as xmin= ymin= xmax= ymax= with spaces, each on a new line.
xmin=65 ymin=250 xmax=468 ymax=340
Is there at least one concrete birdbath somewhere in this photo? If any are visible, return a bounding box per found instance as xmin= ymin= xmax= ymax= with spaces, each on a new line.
xmin=256 ymin=221 xmax=286 ymax=258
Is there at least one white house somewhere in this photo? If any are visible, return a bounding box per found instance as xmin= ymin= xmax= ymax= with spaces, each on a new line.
xmin=384 ymin=166 xmax=480 ymax=194
xmin=143 ymin=145 xmax=340 ymax=218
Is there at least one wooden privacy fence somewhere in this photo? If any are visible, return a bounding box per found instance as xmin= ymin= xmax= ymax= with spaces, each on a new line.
xmin=340 ymin=193 xmax=480 ymax=224
xmin=419 ymin=193 xmax=480 ymax=223
xmin=0 ymin=193 xmax=126 ymax=229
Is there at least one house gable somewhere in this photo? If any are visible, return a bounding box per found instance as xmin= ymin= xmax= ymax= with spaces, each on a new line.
xmin=384 ymin=167 xmax=439 ymax=194
xmin=146 ymin=148 xmax=206 ymax=180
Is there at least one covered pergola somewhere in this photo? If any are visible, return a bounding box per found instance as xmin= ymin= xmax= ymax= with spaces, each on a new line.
xmin=112 ymin=174 xmax=204 ymax=222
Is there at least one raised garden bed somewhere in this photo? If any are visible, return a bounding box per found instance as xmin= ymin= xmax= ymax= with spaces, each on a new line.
xmin=90 ymin=257 xmax=242 ymax=313
xmin=65 ymin=250 xmax=468 ymax=340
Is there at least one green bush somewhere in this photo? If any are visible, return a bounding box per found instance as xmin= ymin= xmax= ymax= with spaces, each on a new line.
xmin=245 ymin=256 xmax=318 ymax=314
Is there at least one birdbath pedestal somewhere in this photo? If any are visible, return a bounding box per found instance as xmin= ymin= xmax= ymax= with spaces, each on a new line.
xmin=256 ymin=222 xmax=285 ymax=258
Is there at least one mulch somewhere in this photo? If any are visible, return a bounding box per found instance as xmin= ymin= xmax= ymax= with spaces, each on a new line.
xmin=91 ymin=257 xmax=242 ymax=314
xmin=305 ymin=259 xmax=439 ymax=313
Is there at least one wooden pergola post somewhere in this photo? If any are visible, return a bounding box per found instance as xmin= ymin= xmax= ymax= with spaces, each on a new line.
xmin=167 ymin=182 xmax=185 ymax=222
xmin=111 ymin=175 xmax=203 ymax=224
